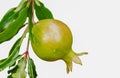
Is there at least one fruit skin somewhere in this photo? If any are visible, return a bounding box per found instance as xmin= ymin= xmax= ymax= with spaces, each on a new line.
xmin=31 ymin=19 xmax=87 ymax=73
xmin=32 ymin=19 xmax=72 ymax=61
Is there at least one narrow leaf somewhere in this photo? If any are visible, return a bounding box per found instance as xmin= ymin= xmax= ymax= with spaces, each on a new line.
xmin=0 ymin=7 xmax=17 ymax=32
xmin=8 ymin=38 xmax=21 ymax=56
xmin=0 ymin=58 xmax=7 ymax=63
xmin=9 ymin=55 xmax=22 ymax=68
xmin=0 ymin=8 xmax=15 ymax=23
xmin=14 ymin=0 xmax=27 ymax=12
xmin=0 ymin=37 xmax=22 ymax=71
xmin=0 ymin=6 xmax=28 ymax=43
xmin=28 ymin=57 xmax=37 ymax=78
xmin=8 ymin=58 xmax=27 ymax=78
xmin=34 ymin=0 xmax=54 ymax=20
xmin=7 ymin=55 xmax=24 ymax=74
xmin=0 ymin=0 xmax=27 ymax=32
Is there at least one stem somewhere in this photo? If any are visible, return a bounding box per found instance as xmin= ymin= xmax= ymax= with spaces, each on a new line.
xmin=26 ymin=36 xmax=30 ymax=51
xmin=28 ymin=0 xmax=35 ymax=41
xmin=20 ymin=25 xmax=29 ymax=59
xmin=32 ymin=0 xmax=35 ymax=23
xmin=21 ymin=26 xmax=28 ymax=41
xmin=27 ymin=0 xmax=30 ymax=3
xmin=23 ymin=38 xmax=29 ymax=59
xmin=27 ymin=0 xmax=35 ymax=51
xmin=23 ymin=0 xmax=35 ymax=58
xmin=22 ymin=27 xmax=30 ymax=58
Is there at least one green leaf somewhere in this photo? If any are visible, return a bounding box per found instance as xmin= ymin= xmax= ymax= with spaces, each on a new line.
xmin=9 ymin=55 xmax=22 ymax=68
xmin=0 ymin=58 xmax=7 ymax=63
xmin=14 ymin=0 xmax=27 ymax=12
xmin=8 ymin=38 xmax=21 ymax=56
xmin=0 ymin=8 xmax=15 ymax=23
xmin=28 ymin=57 xmax=37 ymax=78
xmin=0 ymin=37 xmax=22 ymax=71
xmin=0 ymin=7 xmax=17 ymax=32
xmin=8 ymin=58 xmax=27 ymax=78
xmin=0 ymin=0 xmax=27 ymax=32
xmin=34 ymin=0 xmax=54 ymax=20
xmin=0 ymin=6 xmax=28 ymax=44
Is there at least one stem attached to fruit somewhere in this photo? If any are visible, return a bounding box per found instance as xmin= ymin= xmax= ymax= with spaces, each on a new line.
xmin=23 ymin=0 xmax=35 ymax=58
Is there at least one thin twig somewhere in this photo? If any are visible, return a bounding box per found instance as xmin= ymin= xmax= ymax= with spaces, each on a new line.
xmin=32 ymin=0 xmax=35 ymax=23
xmin=23 ymin=0 xmax=35 ymax=58
xmin=26 ymin=36 xmax=30 ymax=51
xmin=27 ymin=0 xmax=30 ymax=3
xmin=21 ymin=26 xmax=28 ymax=41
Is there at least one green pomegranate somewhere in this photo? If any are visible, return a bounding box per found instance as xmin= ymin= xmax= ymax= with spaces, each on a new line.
xmin=31 ymin=19 xmax=87 ymax=73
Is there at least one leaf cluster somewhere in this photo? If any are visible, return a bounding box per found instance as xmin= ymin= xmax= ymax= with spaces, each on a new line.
xmin=0 ymin=0 xmax=54 ymax=78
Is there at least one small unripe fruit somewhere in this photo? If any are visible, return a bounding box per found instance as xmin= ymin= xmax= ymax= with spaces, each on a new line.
xmin=31 ymin=19 xmax=87 ymax=73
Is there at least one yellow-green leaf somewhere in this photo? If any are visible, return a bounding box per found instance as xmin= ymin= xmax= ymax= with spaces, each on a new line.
xmin=8 ymin=58 xmax=27 ymax=78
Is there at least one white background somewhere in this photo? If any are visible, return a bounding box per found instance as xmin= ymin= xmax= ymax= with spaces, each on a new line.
xmin=0 ymin=0 xmax=120 ymax=78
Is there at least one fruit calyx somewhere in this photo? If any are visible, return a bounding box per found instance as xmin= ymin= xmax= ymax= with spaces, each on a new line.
xmin=62 ymin=50 xmax=88 ymax=73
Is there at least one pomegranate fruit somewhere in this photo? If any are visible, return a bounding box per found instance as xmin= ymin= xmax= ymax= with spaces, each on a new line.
xmin=31 ymin=19 xmax=87 ymax=73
